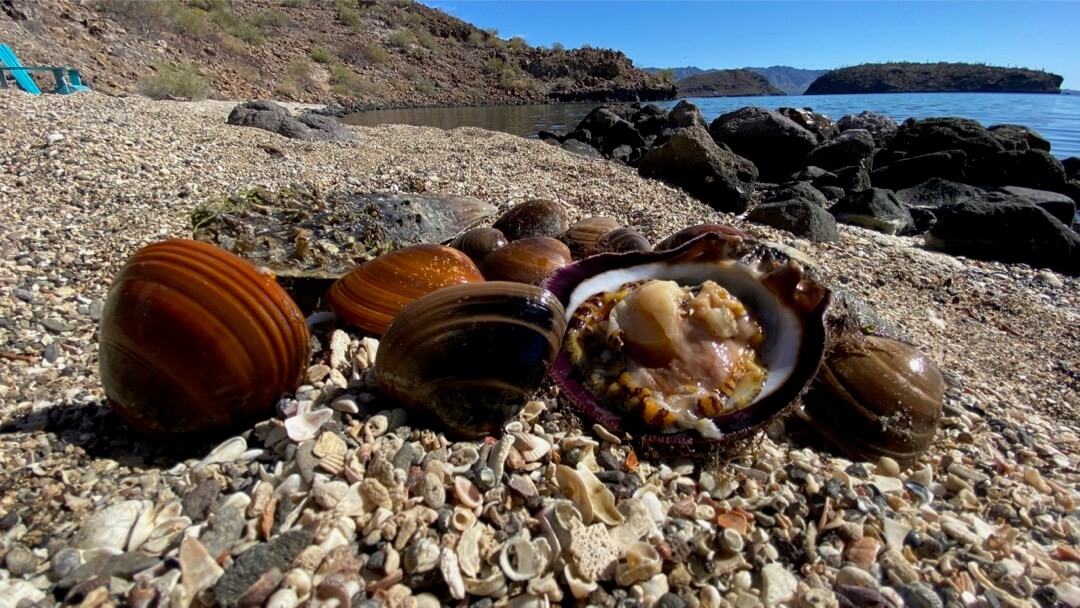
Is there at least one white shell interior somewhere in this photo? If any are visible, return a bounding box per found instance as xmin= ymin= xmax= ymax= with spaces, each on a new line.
xmin=566 ymin=261 xmax=802 ymax=400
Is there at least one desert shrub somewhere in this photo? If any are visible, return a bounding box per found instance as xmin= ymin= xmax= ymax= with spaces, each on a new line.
xmin=497 ymin=70 xmax=531 ymax=91
xmin=232 ymin=22 xmax=265 ymax=45
xmin=508 ymin=36 xmax=526 ymax=50
xmin=407 ymin=12 xmax=423 ymax=24
xmin=287 ymin=59 xmax=317 ymax=86
xmin=402 ymin=66 xmax=419 ymax=80
xmin=655 ymin=68 xmax=675 ymax=83
xmin=218 ymin=34 xmax=249 ymax=55
xmin=466 ymin=31 xmax=484 ymax=47
xmin=281 ymin=0 xmax=307 ymax=6
xmin=390 ymin=0 xmax=411 ymax=6
xmin=551 ymin=41 xmax=565 ymax=51
xmin=309 ymin=46 xmax=336 ymax=64
xmin=362 ymin=43 xmax=389 ymax=65
xmin=416 ymin=30 xmax=440 ymax=52
xmin=248 ymin=9 xmax=291 ymax=28
xmin=387 ymin=29 xmax=417 ymax=48
xmin=330 ymin=66 xmax=365 ymax=96
xmin=415 ymin=78 xmax=436 ymax=95
xmin=168 ymin=5 xmax=209 ymax=37
xmin=274 ymin=78 xmax=303 ymax=100
xmin=336 ymin=0 xmax=363 ymax=28
xmin=138 ymin=63 xmax=212 ymax=100
xmin=486 ymin=57 xmax=509 ymax=74
xmin=94 ymin=0 xmax=170 ymax=34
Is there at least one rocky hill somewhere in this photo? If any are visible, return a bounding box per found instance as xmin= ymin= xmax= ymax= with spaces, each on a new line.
xmin=0 ymin=0 xmax=675 ymax=107
xmin=805 ymin=62 xmax=1063 ymax=95
xmin=744 ymin=66 xmax=828 ymax=95
xmin=675 ymin=69 xmax=785 ymax=97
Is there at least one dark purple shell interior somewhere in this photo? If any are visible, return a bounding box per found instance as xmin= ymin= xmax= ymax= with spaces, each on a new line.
xmin=543 ymin=232 xmax=832 ymax=446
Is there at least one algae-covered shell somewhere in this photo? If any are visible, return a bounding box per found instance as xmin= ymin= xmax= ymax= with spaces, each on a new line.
xmin=375 ymin=282 xmax=567 ymax=439
xmin=544 ymin=232 xmax=831 ymax=446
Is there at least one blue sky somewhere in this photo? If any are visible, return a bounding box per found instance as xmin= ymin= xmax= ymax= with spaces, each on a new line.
xmin=418 ymin=1 xmax=1080 ymax=89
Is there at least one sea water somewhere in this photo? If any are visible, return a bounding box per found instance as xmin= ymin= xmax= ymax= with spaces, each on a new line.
xmin=342 ymin=92 xmax=1080 ymax=159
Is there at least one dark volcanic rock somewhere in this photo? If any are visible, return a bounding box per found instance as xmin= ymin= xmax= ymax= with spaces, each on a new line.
xmin=227 ymin=100 xmax=356 ymax=142
xmin=967 ymin=149 xmax=1068 ymax=190
xmin=805 ymin=129 xmax=876 ymax=171
xmin=747 ymin=200 xmax=839 ymax=242
xmin=214 ymin=529 xmax=314 ymax=607
xmin=638 ymin=126 xmax=758 ymax=213
xmin=561 ymin=139 xmax=603 ymax=159
xmin=574 ymin=106 xmax=646 ymax=156
xmin=763 ymin=181 xmax=828 ymax=206
xmin=830 ymin=188 xmax=915 ymax=235
xmin=871 ymin=150 xmax=968 ymax=190
xmin=925 ymin=199 xmax=1080 ymax=275
xmin=778 ymin=107 xmax=839 ymax=142
xmin=896 ymin=178 xmax=986 ymax=208
xmin=837 ymin=111 xmax=899 ymax=143
xmin=988 ymin=124 xmax=1052 ymax=153
xmin=1063 ymin=157 xmax=1080 ymax=181
xmin=814 ymin=165 xmax=872 ymax=194
xmin=666 ymin=100 xmax=709 ymax=131
xmin=992 ymin=186 xmax=1076 ymax=225
xmin=884 ymin=117 xmax=1005 ymax=162
xmin=708 ymin=106 xmax=818 ymax=181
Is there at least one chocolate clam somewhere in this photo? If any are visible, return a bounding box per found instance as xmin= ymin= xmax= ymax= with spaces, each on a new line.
xmin=99 ymin=239 xmax=311 ymax=440
xmin=480 ymin=236 xmax=572 ymax=285
xmin=544 ymin=232 xmax=832 ymax=446
xmin=493 ymin=198 xmax=569 ymax=241
xmin=657 ymin=223 xmax=750 ymax=251
xmin=327 ymin=244 xmax=484 ymax=335
xmin=562 ymin=216 xmax=622 ymax=259
xmin=800 ymin=334 xmax=944 ymax=467
xmin=375 ymin=282 xmax=567 ymax=439
xmin=597 ymin=227 xmax=653 ymax=254
xmin=451 ymin=227 xmax=508 ymax=266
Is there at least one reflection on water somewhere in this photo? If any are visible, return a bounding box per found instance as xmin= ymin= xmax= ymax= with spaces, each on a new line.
xmin=341 ymin=92 xmax=1080 ymax=159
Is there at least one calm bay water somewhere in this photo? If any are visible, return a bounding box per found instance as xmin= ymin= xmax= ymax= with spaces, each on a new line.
xmin=341 ymin=92 xmax=1080 ymax=159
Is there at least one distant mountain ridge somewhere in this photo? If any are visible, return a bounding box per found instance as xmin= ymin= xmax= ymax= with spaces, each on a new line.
xmin=675 ymin=70 xmax=785 ymax=97
xmin=644 ymin=65 xmax=826 ymax=95
xmin=805 ymin=62 xmax=1063 ymax=94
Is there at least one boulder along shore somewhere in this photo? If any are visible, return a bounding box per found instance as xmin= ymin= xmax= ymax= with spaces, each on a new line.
xmin=0 ymin=91 xmax=1078 ymax=607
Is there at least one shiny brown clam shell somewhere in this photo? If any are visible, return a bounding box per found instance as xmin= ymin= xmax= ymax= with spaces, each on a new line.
xmin=99 ymin=239 xmax=311 ymax=440
xmin=376 ymin=282 xmax=567 ymax=439
xmin=327 ymin=244 xmax=484 ymax=335
xmin=480 ymin=236 xmax=572 ymax=285
xmin=451 ymin=227 xmax=508 ymax=266
xmin=562 ymin=216 xmax=621 ymax=259
xmin=492 ymin=198 xmax=569 ymax=241
xmin=544 ymin=232 xmax=831 ymax=446
xmin=656 ymin=223 xmax=750 ymax=251
xmin=800 ymin=335 xmax=944 ymax=467
xmin=597 ymin=227 xmax=653 ymax=254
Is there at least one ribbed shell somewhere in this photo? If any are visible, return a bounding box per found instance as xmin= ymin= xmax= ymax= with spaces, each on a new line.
xmin=327 ymin=244 xmax=484 ymax=335
xmin=98 ymin=239 xmax=311 ymax=440
xmin=376 ymin=282 xmax=567 ymax=439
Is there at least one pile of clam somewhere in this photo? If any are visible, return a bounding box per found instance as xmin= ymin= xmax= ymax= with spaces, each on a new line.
xmin=99 ymin=196 xmax=945 ymax=464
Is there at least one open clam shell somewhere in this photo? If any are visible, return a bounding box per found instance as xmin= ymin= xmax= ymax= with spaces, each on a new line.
xmin=544 ymin=232 xmax=831 ymax=446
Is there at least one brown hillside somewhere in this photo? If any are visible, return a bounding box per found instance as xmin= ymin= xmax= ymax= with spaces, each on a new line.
xmin=0 ymin=0 xmax=675 ymax=107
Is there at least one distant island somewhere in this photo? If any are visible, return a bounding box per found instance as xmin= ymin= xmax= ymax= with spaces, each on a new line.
xmin=644 ymin=66 xmax=826 ymax=95
xmin=804 ymin=62 xmax=1063 ymax=95
xmin=675 ymin=70 xmax=785 ymax=97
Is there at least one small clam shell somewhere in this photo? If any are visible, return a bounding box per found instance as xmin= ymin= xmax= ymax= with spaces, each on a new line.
xmin=615 ymin=542 xmax=662 ymax=586
xmin=493 ymin=198 xmax=569 ymax=241
xmin=511 ymin=431 xmax=551 ymax=463
xmin=376 ymin=282 xmax=567 ymax=438
xmin=499 ymin=537 xmax=547 ymax=581
xmin=597 ymin=227 xmax=653 ymax=254
xmin=562 ymin=216 xmax=622 ymax=259
xmin=555 ymin=464 xmax=625 ymax=526
xmin=801 ymin=334 xmax=944 ymax=467
xmin=453 ymin=476 xmax=483 ymax=509
xmin=451 ymin=227 xmax=508 ymax=266
xmin=656 ymin=223 xmax=750 ymax=251
xmin=327 ymin=244 xmax=484 ymax=336
xmin=447 ymin=445 xmax=480 ymax=474
xmin=312 ymin=432 xmax=347 ymax=475
xmin=457 ymin=523 xmax=485 ymax=578
xmin=480 ymin=236 xmax=573 ymax=285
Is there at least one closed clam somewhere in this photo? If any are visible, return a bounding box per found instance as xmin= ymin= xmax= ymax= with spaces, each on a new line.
xmin=597 ymin=227 xmax=653 ymax=254
xmin=99 ymin=239 xmax=310 ymax=440
xmin=451 ymin=227 xmax=508 ymax=266
xmin=327 ymin=244 xmax=484 ymax=335
xmin=545 ymin=232 xmax=831 ymax=446
xmin=657 ymin=223 xmax=750 ymax=251
xmin=562 ymin=216 xmax=621 ymax=259
xmin=376 ymin=282 xmax=567 ymax=439
xmin=800 ymin=334 xmax=944 ymax=467
xmin=493 ymin=198 xmax=569 ymax=241
xmin=480 ymin=236 xmax=572 ymax=285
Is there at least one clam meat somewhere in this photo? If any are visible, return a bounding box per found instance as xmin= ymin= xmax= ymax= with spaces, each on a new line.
xmin=545 ymin=232 xmax=831 ymax=445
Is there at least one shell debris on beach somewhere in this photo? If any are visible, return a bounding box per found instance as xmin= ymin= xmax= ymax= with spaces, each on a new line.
xmin=0 ymin=91 xmax=1078 ymax=608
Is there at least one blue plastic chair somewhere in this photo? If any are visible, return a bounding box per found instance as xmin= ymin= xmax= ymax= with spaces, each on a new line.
xmin=0 ymin=44 xmax=91 ymax=95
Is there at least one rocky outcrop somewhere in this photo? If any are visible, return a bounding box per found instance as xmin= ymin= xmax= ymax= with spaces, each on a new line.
xmin=637 ymin=126 xmax=757 ymax=213
xmin=708 ymin=107 xmax=818 ymax=181
xmin=805 ymin=62 xmax=1063 ymax=95
xmin=674 ymin=70 xmax=785 ymax=97
xmin=227 ymin=101 xmax=356 ymax=142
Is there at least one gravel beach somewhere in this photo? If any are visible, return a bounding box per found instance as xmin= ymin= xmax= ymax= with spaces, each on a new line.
xmin=0 ymin=90 xmax=1078 ymax=607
